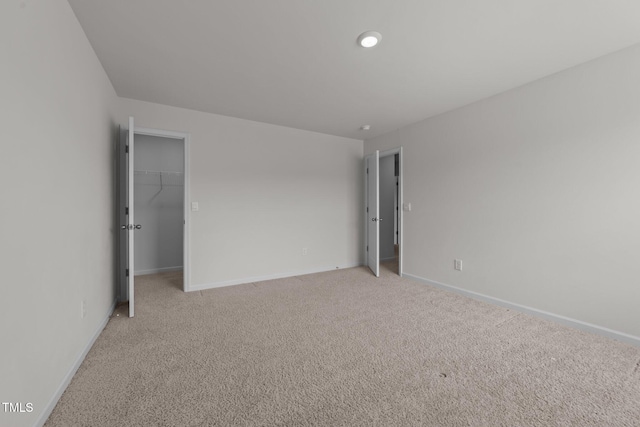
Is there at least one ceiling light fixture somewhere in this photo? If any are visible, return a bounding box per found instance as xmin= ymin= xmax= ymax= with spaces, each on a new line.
xmin=361 ymin=125 xmax=371 ymax=131
xmin=357 ymin=31 xmax=382 ymax=48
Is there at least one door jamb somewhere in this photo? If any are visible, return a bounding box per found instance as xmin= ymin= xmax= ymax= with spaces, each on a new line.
xmin=134 ymin=126 xmax=191 ymax=292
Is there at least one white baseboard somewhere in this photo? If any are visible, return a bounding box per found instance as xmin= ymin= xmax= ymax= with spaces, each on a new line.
xmin=403 ymin=273 xmax=640 ymax=348
xmin=135 ymin=266 xmax=183 ymax=276
xmin=36 ymin=299 xmax=117 ymax=427
xmin=187 ymin=263 xmax=361 ymax=292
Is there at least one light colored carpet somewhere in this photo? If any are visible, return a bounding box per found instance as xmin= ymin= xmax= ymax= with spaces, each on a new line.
xmin=46 ymin=263 xmax=640 ymax=426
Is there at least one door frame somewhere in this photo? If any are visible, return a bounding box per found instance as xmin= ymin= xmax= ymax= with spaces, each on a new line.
xmin=364 ymin=146 xmax=404 ymax=276
xmin=134 ymin=126 xmax=191 ymax=292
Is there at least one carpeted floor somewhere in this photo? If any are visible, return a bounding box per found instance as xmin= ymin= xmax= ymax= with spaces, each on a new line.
xmin=46 ymin=262 xmax=640 ymax=426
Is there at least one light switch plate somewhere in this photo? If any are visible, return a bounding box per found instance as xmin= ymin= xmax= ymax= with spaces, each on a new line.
xmin=191 ymin=202 xmax=199 ymax=212
xmin=403 ymin=203 xmax=412 ymax=212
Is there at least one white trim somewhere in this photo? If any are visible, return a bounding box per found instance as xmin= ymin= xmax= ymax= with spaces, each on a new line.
xmin=404 ymin=273 xmax=640 ymax=347
xmin=134 ymin=266 xmax=183 ymax=276
xmin=134 ymin=127 xmax=190 ymax=140
xmin=183 ymin=135 xmax=191 ymax=292
xmin=133 ymin=126 xmax=191 ymax=293
xmin=36 ymin=299 xmax=117 ymax=427
xmin=380 ymin=256 xmax=398 ymax=262
xmin=187 ymin=263 xmax=362 ymax=292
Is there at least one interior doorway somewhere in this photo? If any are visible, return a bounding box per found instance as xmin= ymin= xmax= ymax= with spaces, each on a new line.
xmin=117 ymin=119 xmax=190 ymax=317
xmin=133 ymin=134 xmax=185 ymax=279
xmin=378 ymin=153 xmax=400 ymax=273
xmin=364 ymin=147 xmax=403 ymax=277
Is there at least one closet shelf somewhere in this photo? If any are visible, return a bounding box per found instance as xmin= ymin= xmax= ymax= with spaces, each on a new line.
xmin=134 ymin=170 xmax=184 ymax=187
xmin=134 ymin=170 xmax=183 ymax=175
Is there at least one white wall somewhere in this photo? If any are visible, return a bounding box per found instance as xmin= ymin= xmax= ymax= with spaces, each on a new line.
xmin=364 ymin=44 xmax=640 ymax=340
xmin=0 ymin=1 xmax=118 ymax=426
xmin=116 ymin=98 xmax=363 ymax=289
xmin=379 ymin=155 xmax=396 ymax=261
xmin=134 ymin=135 xmax=184 ymax=275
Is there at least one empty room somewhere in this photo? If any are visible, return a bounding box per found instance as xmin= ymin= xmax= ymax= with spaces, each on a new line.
xmin=2 ymin=1 xmax=640 ymax=426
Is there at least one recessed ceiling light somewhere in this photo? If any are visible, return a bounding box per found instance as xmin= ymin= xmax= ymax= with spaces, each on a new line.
xmin=357 ymin=31 xmax=382 ymax=48
xmin=361 ymin=125 xmax=371 ymax=131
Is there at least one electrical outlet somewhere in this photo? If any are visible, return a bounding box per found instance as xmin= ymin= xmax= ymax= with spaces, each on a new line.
xmin=454 ymin=259 xmax=462 ymax=271
xmin=302 ymin=247 xmax=308 ymax=256
xmin=81 ymin=300 xmax=87 ymax=319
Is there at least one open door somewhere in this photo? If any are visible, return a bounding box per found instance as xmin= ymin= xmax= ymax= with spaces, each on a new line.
xmin=366 ymin=150 xmax=380 ymax=277
xmin=118 ymin=117 xmax=137 ymax=317
xmin=126 ymin=117 xmax=135 ymax=317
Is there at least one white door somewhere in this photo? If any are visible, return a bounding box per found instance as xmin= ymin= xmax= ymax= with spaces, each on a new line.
xmin=366 ymin=151 xmax=380 ymax=277
xmin=118 ymin=117 xmax=137 ymax=317
xmin=127 ymin=117 xmax=135 ymax=316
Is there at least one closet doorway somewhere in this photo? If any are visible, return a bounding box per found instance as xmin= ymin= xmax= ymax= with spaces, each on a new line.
xmin=364 ymin=147 xmax=403 ymax=277
xmin=378 ymin=152 xmax=400 ymax=270
xmin=118 ymin=118 xmax=190 ymax=317
xmin=134 ymin=134 xmax=185 ymax=276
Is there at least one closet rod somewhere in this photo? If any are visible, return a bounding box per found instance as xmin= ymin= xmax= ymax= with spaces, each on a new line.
xmin=133 ymin=169 xmax=183 ymax=175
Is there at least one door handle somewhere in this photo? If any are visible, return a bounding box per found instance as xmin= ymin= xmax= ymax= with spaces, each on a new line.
xmin=371 ymin=217 xmax=377 ymax=222
xmin=121 ymin=224 xmax=142 ymax=230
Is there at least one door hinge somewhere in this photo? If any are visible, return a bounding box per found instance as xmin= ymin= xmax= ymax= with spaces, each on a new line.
xmin=126 ymin=145 xmax=129 ymax=153
xmin=366 ymin=207 xmax=369 ymax=213
xmin=126 ymin=268 xmax=129 ymax=277
xmin=125 ymin=207 xmax=129 ymax=215
xmin=367 ymin=168 xmax=369 ymax=174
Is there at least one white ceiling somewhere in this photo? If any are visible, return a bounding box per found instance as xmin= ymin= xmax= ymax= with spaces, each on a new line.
xmin=68 ymin=0 xmax=640 ymax=140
